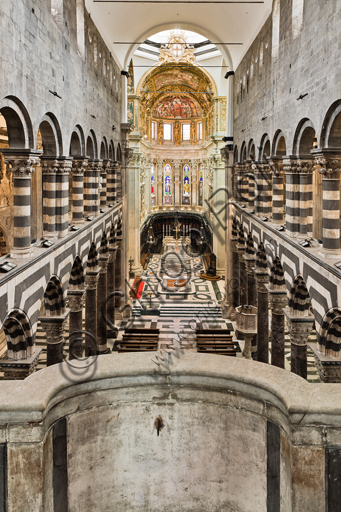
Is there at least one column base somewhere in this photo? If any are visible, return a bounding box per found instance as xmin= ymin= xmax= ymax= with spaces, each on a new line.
xmin=318 ymin=249 xmax=341 ymax=260
xmin=0 ymin=348 xmax=42 ymax=379
xmin=10 ymin=247 xmax=33 ymax=259
xmin=97 ymin=346 xmax=111 ymax=355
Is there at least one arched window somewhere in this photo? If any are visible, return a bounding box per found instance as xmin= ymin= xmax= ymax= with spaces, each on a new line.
xmin=198 ymin=165 xmax=203 ymax=206
xmin=164 ymin=163 xmax=172 ymax=205
xmin=292 ymin=0 xmax=304 ymax=38
xmin=51 ymin=0 xmax=63 ymax=31
xmin=182 ymin=164 xmax=191 ymax=205
xmin=76 ymin=0 xmax=85 ymax=59
xmin=272 ymin=0 xmax=280 ymax=60
xmin=151 ymin=164 xmax=156 ymax=205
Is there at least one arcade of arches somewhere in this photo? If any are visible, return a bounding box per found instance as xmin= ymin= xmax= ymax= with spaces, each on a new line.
xmin=1 ymin=0 xmax=341 ymax=510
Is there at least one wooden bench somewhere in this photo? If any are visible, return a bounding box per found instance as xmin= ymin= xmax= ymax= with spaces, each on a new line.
xmin=196 ymin=329 xmax=237 ymax=356
xmin=118 ymin=328 xmax=159 ymax=353
xmin=118 ymin=342 xmax=158 ymax=353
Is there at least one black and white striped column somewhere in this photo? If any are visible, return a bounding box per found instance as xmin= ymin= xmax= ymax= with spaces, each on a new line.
xmin=270 ymin=160 xmax=284 ymax=224
xmin=100 ymin=160 xmax=109 ymax=209
xmin=238 ymin=225 xmax=247 ymax=305
xmin=316 ymin=156 xmax=341 ymax=250
xmin=56 ymin=158 xmax=72 ymax=238
xmin=261 ymin=164 xmax=272 ymax=217
xmin=266 ymin=257 xmax=287 ymax=369
xmin=116 ymin=162 xmax=122 ymax=200
xmin=107 ymin=162 xmax=117 ymax=204
xmin=97 ymin=232 xmax=110 ymax=354
xmin=253 ymin=165 xmax=262 ymax=217
xmin=283 ymin=159 xmax=300 ymax=237
xmin=41 ymin=158 xmax=58 ymax=238
xmin=71 ymin=158 xmax=88 ymax=223
xmin=247 ymin=161 xmax=255 ymax=210
xmin=4 ymin=151 xmax=40 ymax=257
xmin=298 ymin=160 xmax=314 ymax=237
xmin=237 ymin=164 xmax=248 ymax=207
xmin=84 ymin=160 xmax=101 ymax=216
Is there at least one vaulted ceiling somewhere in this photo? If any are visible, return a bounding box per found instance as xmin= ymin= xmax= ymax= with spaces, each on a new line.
xmin=85 ymin=0 xmax=272 ymax=70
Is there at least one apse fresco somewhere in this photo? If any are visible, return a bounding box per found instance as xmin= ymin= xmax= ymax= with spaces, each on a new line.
xmin=153 ymin=97 xmax=201 ymax=119
xmin=154 ymin=71 xmax=200 ymax=91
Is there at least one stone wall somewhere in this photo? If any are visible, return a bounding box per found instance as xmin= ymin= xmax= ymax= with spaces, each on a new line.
xmin=0 ymin=352 xmax=341 ymax=511
xmin=233 ymin=0 xmax=341 ymax=155
xmin=0 ymin=0 xmax=122 ymax=154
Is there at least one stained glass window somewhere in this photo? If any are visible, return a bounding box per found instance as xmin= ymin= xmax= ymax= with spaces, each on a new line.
xmin=164 ymin=163 xmax=172 ymax=204
xmin=183 ymin=164 xmax=190 ymax=205
xmin=151 ymin=164 xmax=156 ymax=205
xmin=199 ymin=164 xmax=203 ymax=206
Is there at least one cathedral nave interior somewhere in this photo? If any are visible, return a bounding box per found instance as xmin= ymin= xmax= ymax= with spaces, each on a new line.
xmin=0 ymin=0 xmax=341 ymax=510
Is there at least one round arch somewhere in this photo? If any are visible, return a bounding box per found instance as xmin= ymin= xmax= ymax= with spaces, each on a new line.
xmin=0 ymin=96 xmax=34 ymax=149
xmin=259 ymin=134 xmax=271 ymax=161
xmin=69 ymin=125 xmax=85 ymax=157
xmin=240 ymin=141 xmax=247 ymax=162
xmin=38 ymin=113 xmax=63 ymax=157
xmin=292 ymin=118 xmax=316 ymax=157
xmin=272 ymin=130 xmax=287 ymax=157
xmin=320 ymin=100 xmax=341 ymax=148
xmin=3 ymin=309 xmax=35 ymax=360
xmin=124 ymin=23 xmax=233 ymax=72
xmin=86 ymin=130 xmax=98 ymax=159
xmin=100 ymin=137 xmax=109 ymax=160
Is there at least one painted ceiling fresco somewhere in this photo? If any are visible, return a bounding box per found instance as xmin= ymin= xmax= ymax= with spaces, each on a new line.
xmin=139 ymin=64 xmax=215 ymax=115
xmin=153 ymin=95 xmax=202 ymax=119
xmin=154 ymin=71 xmax=200 ymax=91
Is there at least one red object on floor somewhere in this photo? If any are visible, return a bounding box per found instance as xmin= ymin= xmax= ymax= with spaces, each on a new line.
xmin=136 ymin=281 xmax=145 ymax=299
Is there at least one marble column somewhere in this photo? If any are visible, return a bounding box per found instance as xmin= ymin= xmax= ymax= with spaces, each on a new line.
xmin=3 ymin=150 xmax=41 ymax=257
xmin=231 ymin=237 xmax=239 ymax=310
xmin=246 ymin=160 xmax=254 ymax=210
xmin=67 ymin=289 xmax=86 ymax=359
xmin=237 ymin=226 xmax=247 ymax=305
xmin=71 ymin=158 xmax=88 ymax=223
xmin=315 ymin=155 xmax=341 ymax=251
xmin=283 ymin=158 xmax=300 ymax=237
xmin=244 ymin=233 xmax=257 ymax=359
xmin=284 ymin=310 xmax=314 ymax=379
xmin=100 ymin=160 xmax=109 ymax=209
xmin=270 ymin=159 xmax=284 ymax=224
xmin=39 ymin=309 xmax=70 ymax=366
xmin=55 ymin=158 xmax=72 ymax=237
xmin=85 ymin=269 xmax=100 ymax=356
xmin=254 ymin=243 xmax=269 ymax=364
xmin=298 ymin=160 xmax=314 ymax=237
xmin=173 ymin=160 xmax=181 ymax=207
xmin=266 ymin=280 xmax=287 ymax=369
xmin=97 ymin=255 xmax=110 ymax=354
xmin=41 ymin=158 xmax=58 ymax=238
xmin=237 ymin=164 xmax=248 ymax=207
xmin=107 ymin=242 xmax=118 ymax=336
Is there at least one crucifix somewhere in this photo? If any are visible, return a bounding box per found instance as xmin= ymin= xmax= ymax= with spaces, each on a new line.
xmin=174 ymin=218 xmax=180 ymax=242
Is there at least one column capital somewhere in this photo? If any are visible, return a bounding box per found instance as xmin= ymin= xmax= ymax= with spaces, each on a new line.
xmin=269 ymin=159 xmax=284 ymax=176
xmin=101 ymin=159 xmax=111 ymax=173
xmin=85 ymin=269 xmax=100 ymax=289
xmin=99 ymin=256 xmax=109 ymax=273
xmin=125 ymin=147 xmax=134 ymax=164
xmin=67 ymin=289 xmax=87 ymax=312
xmin=220 ymin=146 xmax=230 ymax=164
xmin=57 ymin=157 xmax=73 ymax=174
xmin=266 ymin=287 xmax=287 ymax=314
xmin=71 ymin=158 xmax=88 ymax=176
xmin=2 ymin=149 xmax=41 ymax=177
xmin=254 ymin=271 xmax=269 ymax=293
xmin=297 ymin=159 xmax=315 ymax=174
xmin=283 ymin=157 xmax=300 ymax=174
xmin=244 ymin=256 xmax=256 ymax=274
xmin=316 ymin=156 xmax=341 ymax=179
xmin=283 ymin=308 xmax=314 ymax=345
xmin=38 ymin=310 xmax=70 ymax=343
